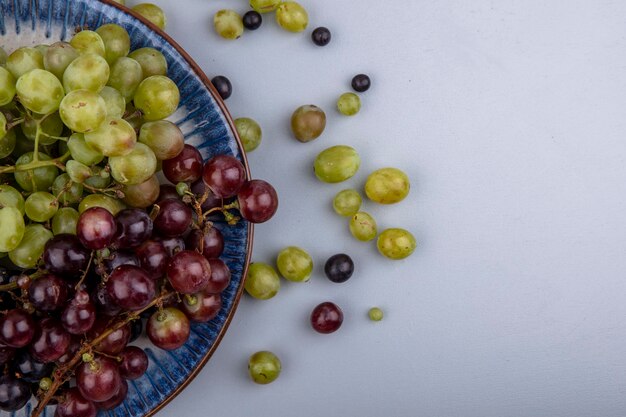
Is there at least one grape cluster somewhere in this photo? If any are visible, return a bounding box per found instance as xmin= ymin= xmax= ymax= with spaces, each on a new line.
xmin=0 ymin=21 xmax=277 ymax=417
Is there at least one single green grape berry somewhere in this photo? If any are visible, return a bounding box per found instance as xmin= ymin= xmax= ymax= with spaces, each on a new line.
xmin=0 ymin=206 xmax=25 ymax=252
xmin=0 ymin=185 xmax=25 ymax=215
xmin=276 ymin=246 xmax=313 ymax=282
xmin=52 ymin=207 xmax=79 ymax=235
xmin=275 ymin=2 xmax=308 ymax=33
xmin=16 ymin=69 xmax=65 ymax=114
xmin=214 ymin=10 xmax=244 ymax=40
xmin=108 ymin=142 xmax=157 ymax=185
xmin=250 ymin=0 xmax=280 ymax=13
xmin=245 ymin=263 xmax=280 ymax=299
xmin=84 ymin=117 xmax=136 ymax=157
xmin=314 ymin=145 xmax=360 ymax=183
xmin=333 ymin=189 xmax=362 ymax=217
xmin=377 ymin=228 xmax=416 ymax=260
xmin=234 ymin=117 xmax=262 ymax=152
xmin=44 ymin=42 xmax=79 ymax=80
xmin=6 ymin=47 xmax=44 ymax=79
xmin=9 ymin=224 xmax=52 ymax=269
xmin=248 ymin=351 xmax=281 ymax=384
xmin=67 ymin=133 xmax=104 ymax=166
xmin=337 ymin=92 xmax=361 ymax=116
xmin=70 ymin=30 xmax=105 ymax=57
xmin=132 ymin=3 xmax=167 ymax=30
xmin=290 ymin=105 xmax=325 ymax=143
xmin=368 ymin=307 xmax=384 ymax=321
xmin=25 ymin=192 xmax=59 ymax=222
xmin=59 ymin=90 xmax=107 ymax=133
xmin=79 ymin=194 xmax=125 ymax=216
xmin=95 ymin=23 xmax=131 ymax=64
xmin=65 ymin=160 xmax=92 ymax=184
xmin=134 ymin=75 xmax=180 ymax=121
xmin=349 ymin=212 xmax=377 ymax=242
xmin=365 ymin=167 xmax=410 ymax=204
xmin=0 ymin=67 xmax=16 ymax=106
xmin=52 ymin=173 xmax=83 ymax=205
xmin=99 ymin=86 xmax=126 ymax=119
xmin=128 ymin=48 xmax=167 ymax=78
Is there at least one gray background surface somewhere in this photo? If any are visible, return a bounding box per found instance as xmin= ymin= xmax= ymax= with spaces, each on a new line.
xmin=138 ymin=1 xmax=626 ymax=416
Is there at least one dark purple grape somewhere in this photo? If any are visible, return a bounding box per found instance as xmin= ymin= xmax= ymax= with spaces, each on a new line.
xmin=77 ymin=207 xmax=117 ymax=250
xmin=202 ymin=155 xmax=246 ymax=198
xmin=28 ymin=274 xmax=68 ymax=311
xmin=153 ymin=198 xmax=192 ymax=237
xmin=106 ymin=265 xmax=156 ymax=311
xmin=76 ymin=356 xmax=122 ymax=402
xmin=324 ymin=253 xmax=354 ymax=283
xmin=61 ymin=290 xmax=96 ymax=335
xmin=29 ymin=318 xmax=71 ymax=363
xmin=167 ymin=250 xmax=211 ymax=294
xmin=237 ymin=179 xmax=278 ymax=223
xmin=0 ymin=309 xmax=36 ymax=348
xmin=242 ymin=10 xmax=262 ymax=30
xmin=181 ymin=292 xmax=221 ymax=323
xmin=94 ymin=378 xmax=127 ymax=410
xmin=136 ymin=239 xmax=169 ymax=277
xmin=147 ymin=307 xmax=190 ymax=350
xmin=113 ymin=209 xmax=153 ymax=248
xmin=310 ymin=302 xmax=343 ymax=334
xmin=43 ymin=234 xmax=91 ymax=277
xmin=157 ymin=184 xmax=180 ymax=202
xmin=158 ymin=236 xmax=185 ymax=257
xmin=205 ymin=258 xmax=231 ymax=294
xmin=55 ymin=387 xmax=97 ymax=417
xmin=211 ymin=75 xmax=232 ymax=100
xmin=351 ymin=73 xmax=371 ymax=92
xmin=0 ymin=374 xmax=31 ymax=411
xmin=311 ymin=26 xmax=331 ymax=46
xmin=190 ymin=180 xmax=223 ymax=211
xmin=162 ymin=144 xmax=203 ymax=184
xmin=92 ymin=285 xmax=122 ymax=317
xmin=12 ymin=350 xmax=54 ymax=383
xmin=57 ymin=337 xmax=81 ymax=366
xmin=90 ymin=318 xmax=131 ymax=355
xmin=0 ymin=345 xmax=15 ymax=365
xmin=119 ymin=346 xmax=149 ymax=380
xmin=103 ymin=251 xmax=140 ymax=274
xmin=184 ymin=227 xmax=224 ymax=260
xmin=129 ymin=319 xmax=143 ymax=343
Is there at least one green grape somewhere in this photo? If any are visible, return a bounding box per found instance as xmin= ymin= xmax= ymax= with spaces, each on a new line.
xmin=138 ymin=120 xmax=184 ymax=160
xmin=79 ymin=194 xmax=125 ymax=215
xmin=107 ymin=57 xmax=143 ymax=100
xmin=84 ymin=117 xmax=136 ymax=157
xmin=21 ymin=112 xmax=64 ymax=145
xmin=276 ymin=246 xmax=313 ymax=282
xmin=234 ymin=117 xmax=262 ymax=152
xmin=52 ymin=173 xmax=83 ymax=205
xmin=290 ymin=105 xmax=325 ymax=143
xmin=333 ymin=189 xmax=362 ymax=216
xmin=275 ymin=2 xmax=308 ymax=33
xmin=44 ymin=41 xmax=79 ymax=80
xmin=67 ymin=133 xmax=104 ymax=165
xmin=0 ymin=112 xmax=5 ymax=137
xmin=52 ymin=207 xmax=79 ymax=235
xmin=0 ymin=207 xmax=25 ymax=252
xmin=337 ymin=92 xmax=361 ymax=116
xmin=63 ymin=53 xmax=110 ymax=92
xmin=128 ymin=48 xmax=167 ymax=79
xmin=65 ymin=160 xmax=92 ymax=183
xmin=8 ymin=224 xmax=53 ymax=269
xmin=314 ymin=145 xmax=360 ymax=183
xmin=16 ymin=69 xmax=64 ymax=114
xmin=109 ymin=142 xmax=157 ymax=185
xmin=70 ymin=30 xmax=106 ymax=57
xmin=122 ymin=174 xmax=160 ymax=208
xmin=96 ymin=24 xmax=131 ymax=64
xmin=59 ymin=89 xmax=107 ymax=133
xmin=25 ymin=192 xmax=59 ymax=222
xmin=134 ymin=75 xmax=179 ymax=121
xmin=368 ymin=307 xmax=384 ymax=321
xmin=349 ymin=212 xmax=377 ymax=241
xmin=6 ymin=47 xmax=44 ymax=79
xmin=250 ymin=0 xmax=280 ymax=13
xmin=377 ymin=228 xmax=416 ymax=260
xmin=365 ymin=167 xmax=410 ymax=204
xmin=248 ymin=351 xmax=281 ymax=384
xmin=214 ymin=10 xmax=244 ymax=40
xmin=245 ymin=262 xmax=280 ymax=300
xmin=0 ymin=67 xmax=16 ymax=106
xmin=132 ymin=3 xmax=167 ymax=30
xmin=99 ymin=86 xmax=126 ymax=119
xmin=0 ymin=185 xmax=25 ymax=215
xmin=83 ymin=166 xmax=111 ymax=190
xmin=0 ymin=47 xmax=7 ymax=66
xmin=0 ymin=129 xmax=15 ymax=159
xmin=14 ymin=152 xmax=59 ymax=192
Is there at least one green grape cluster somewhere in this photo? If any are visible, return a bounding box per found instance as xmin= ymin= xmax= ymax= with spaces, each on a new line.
xmin=0 ymin=24 xmax=184 ymax=259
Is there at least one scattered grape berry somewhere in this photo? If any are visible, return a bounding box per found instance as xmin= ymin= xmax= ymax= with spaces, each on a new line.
xmin=351 ymin=73 xmax=371 ymax=92
xmin=242 ymin=11 xmax=263 ymax=30
xmin=211 ymin=75 xmax=232 ymax=100
xmin=311 ymin=302 xmax=344 ymax=334
xmin=324 ymin=253 xmax=354 ymax=283
xmin=311 ymin=27 xmax=331 ymax=46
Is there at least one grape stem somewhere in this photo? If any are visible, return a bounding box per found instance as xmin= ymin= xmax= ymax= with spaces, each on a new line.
xmin=0 ymin=151 xmax=71 ymax=174
xmin=74 ymin=251 xmax=95 ymax=290
xmin=30 ymin=291 xmax=177 ymax=417
xmin=0 ymin=270 xmax=45 ymax=292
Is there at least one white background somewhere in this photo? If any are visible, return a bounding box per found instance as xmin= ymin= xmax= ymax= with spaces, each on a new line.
xmin=130 ymin=1 xmax=626 ymax=416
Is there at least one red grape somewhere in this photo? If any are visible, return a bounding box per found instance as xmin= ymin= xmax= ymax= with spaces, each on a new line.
xmin=205 ymin=258 xmax=231 ymax=294
xmin=90 ymin=318 xmax=131 ymax=355
xmin=106 ymin=265 xmax=156 ymax=311
xmin=77 ymin=207 xmax=117 ymax=250
xmin=113 ymin=209 xmax=153 ymax=248
xmin=29 ymin=318 xmax=71 ymax=363
xmin=57 ymin=337 xmax=81 ymax=365
xmin=136 ymin=239 xmax=169 ymax=277
xmin=162 ymin=144 xmax=203 ymax=183
xmin=191 ymin=179 xmax=223 ymax=211
xmin=92 ymin=285 xmax=123 ymax=317
xmin=185 ymin=227 xmax=224 ymax=259
xmin=310 ymin=302 xmax=344 ymax=334
xmin=202 ymin=155 xmax=246 ymax=198
xmin=0 ymin=309 xmax=36 ymax=348
xmin=119 ymin=346 xmax=149 ymax=380
xmin=76 ymin=356 xmax=122 ymax=402
xmin=43 ymin=234 xmax=91 ymax=277
xmin=102 ymin=250 xmax=140 ymax=274
xmin=157 ymin=184 xmax=180 ymax=202
xmin=153 ymin=198 xmax=192 ymax=237
xmin=158 ymin=236 xmax=185 ymax=256
xmin=55 ymin=387 xmax=97 ymax=417
xmin=28 ymin=274 xmax=68 ymax=312
xmin=94 ymin=379 xmax=127 ymax=410
xmin=181 ymin=292 xmax=221 ymax=323
xmin=237 ymin=179 xmax=278 ymax=223
xmin=0 ymin=374 xmax=31 ymax=412
xmin=61 ymin=290 xmax=96 ymax=335
xmin=147 ymin=307 xmax=190 ymax=350
xmin=167 ymin=250 xmax=211 ymax=294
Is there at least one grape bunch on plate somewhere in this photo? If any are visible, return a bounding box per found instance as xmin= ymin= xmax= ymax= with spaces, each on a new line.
xmin=0 ymin=22 xmax=277 ymax=417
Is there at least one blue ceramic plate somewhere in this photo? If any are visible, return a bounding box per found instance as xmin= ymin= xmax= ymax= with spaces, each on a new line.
xmin=0 ymin=1 xmax=252 ymax=416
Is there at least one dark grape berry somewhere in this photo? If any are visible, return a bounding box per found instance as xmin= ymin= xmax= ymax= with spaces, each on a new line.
xmin=76 ymin=356 xmax=122 ymax=402
xmin=0 ymin=374 xmax=31 ymax=412
xmin=147 ymin=307 xmax=190 ymax=350
xmin=237 ymin=179 xmax=278 ymax=223
xmin=324 ymin=253 xmax=354 ymax=283
xmin=181 ymin=292 xmax=221 ymax=323
xmin=92 ymin=285 xmax=123 ymax=317
xmin=136 ymin=239 xmax=169 ymax=277
xmin=12 ymin=350 xmax=54 ymax=383
xmin=0 ymin=309 xmax=36 ymax=348
xmin=310 ymin=302 xmax=344 ymax=334
xmin=162 ymin=144 xmax=203 ymax=184
xmin=77 ymin=207 xmax=117 ymax=250
xmin=43 ymin=234 xmax=91 ymax=277
xmin=113 ymin=209 xmax=153 ymax=248
xmin=29 ymin=318 xmax=71 ymax=363
xmin=351 ymin=73 xmax=371 ymax=92
xmin=167 ymin=250 xmax=211 ymax=294
xmin=202 ymin=155 xmax=246 ymax=198
xmin=157 ymin=184 xmax=180 ymax=202
xmin=242 ymin=10 xmax=262 ymax=30
xmin=106 ymin=265 xmax=156 ymax=311
xmin=311 ymin=26 xmax=331 ymax=46
xmin=61 ymin=290 xmax=96 ymax=335
xmin=119 ymin=346 xmax=149 ymax=380
xmin=55 ymin=387 xmax=97 ymax=417
xmin=129 ymin=318 xmax=143 ymax=343
xmin=191 ymin=180 xmax=223 ymax=211
xmin=28 ymin=273 xmax=68 ymax=311
xmin=57 ymin=337 xmax=81 ymax=366
xmin=211 ymin=75 xmax=232 ymax=100
xmin=103 ymin=251 xmax=140 ymax=274
xmin=185 ymin=227 xmax=224 ymax=259
xmin=90 ymin=318 xmax=131 ymax=355
xmin=0 ymin=345 xmax=15 ymax=365
xmin=205 ymin=258 xmax=231 ymax=294
xmin=94 ymin=379 xmax=127 ymax=410
xmin=153 ymin=198 xmax=192 ymax=237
